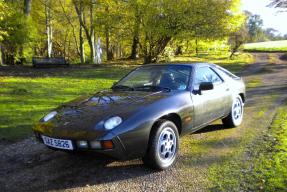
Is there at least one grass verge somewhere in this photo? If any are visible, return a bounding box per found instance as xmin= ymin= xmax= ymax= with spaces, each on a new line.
xmin=209 ymin=102 xmax=287 ymax=191
xmin=246 ymin=77 xmax=262 ymax=89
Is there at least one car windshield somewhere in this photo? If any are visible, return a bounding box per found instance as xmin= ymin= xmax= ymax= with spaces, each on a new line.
xmin=113 ymin=65 xmax=191 ymax=91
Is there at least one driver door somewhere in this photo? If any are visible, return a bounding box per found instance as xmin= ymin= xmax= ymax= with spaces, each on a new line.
xmin=191 ymin=66 xmax=228 ymax=129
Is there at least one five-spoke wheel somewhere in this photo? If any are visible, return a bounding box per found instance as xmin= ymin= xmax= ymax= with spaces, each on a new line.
xmin=222 ymin=95 xmax=244 ymax=127
xmin=157 ymin=127 xmax=177 ymax=164
xmin=143 ymin=120 xmax=179 ymax=170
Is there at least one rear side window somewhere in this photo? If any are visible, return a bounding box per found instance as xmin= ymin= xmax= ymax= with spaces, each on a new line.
xmin=215 ymin=66 xmax=239 ymax=79
xmin=194 ymin=67 xmax=223 ymax=87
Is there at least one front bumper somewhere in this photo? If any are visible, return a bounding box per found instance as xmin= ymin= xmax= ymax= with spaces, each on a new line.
xmin=34 ymin=131 xmax=128 ymax=160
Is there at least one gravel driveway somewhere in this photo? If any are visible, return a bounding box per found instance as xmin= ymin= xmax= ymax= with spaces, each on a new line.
xmin=0 ymin=53 xmax=287 ymax=192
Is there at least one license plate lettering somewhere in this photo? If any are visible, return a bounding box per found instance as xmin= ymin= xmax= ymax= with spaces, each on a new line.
xmin=41 ymin=135 xmax=73 ymax=150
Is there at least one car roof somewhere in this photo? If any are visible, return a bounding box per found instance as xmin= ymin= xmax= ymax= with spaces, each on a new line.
xmin=142 ymin=62 xmax=216 ymax=68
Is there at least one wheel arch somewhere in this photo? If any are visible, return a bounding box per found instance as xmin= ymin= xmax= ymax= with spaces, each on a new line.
xmin=151 ymin=113 xmax=182 ymax=136
xmin=144 ymin=113 xmax=182 ymax=158
xmin=239 ymin=93 xmax=245 ymax=103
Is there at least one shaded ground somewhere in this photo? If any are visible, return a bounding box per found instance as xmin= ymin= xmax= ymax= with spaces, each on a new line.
xmin=0 ymin=53 xmax=286 ymax=191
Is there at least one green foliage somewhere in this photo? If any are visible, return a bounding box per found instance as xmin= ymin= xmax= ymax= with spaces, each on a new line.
xmin=134 ymin=0 xmax=245 ymax=63
xmin=229 ymin=21 xmax=249 ymax=58
xmin=0 ymin=0 xmax=11 ymax=42
xmin=0 ymin=1 xmax=39 ymax=63
xmin=0 ymin=0 xmax=247 ymax=64
xmin=247 ymin=14 xmax=266 ymax=42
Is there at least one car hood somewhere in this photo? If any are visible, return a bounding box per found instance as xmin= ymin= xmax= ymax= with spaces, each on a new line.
xmin=35 ymin=90 xmax=169 ymax=139
xmin=60 ymin=90 xmax=168 ymax=117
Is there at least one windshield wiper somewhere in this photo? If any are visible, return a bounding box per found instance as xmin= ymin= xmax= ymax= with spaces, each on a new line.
xmin=112 ymin=85 xmax=134 ymax=91
xmin=134 ymin=85 xmax=171 ymax=92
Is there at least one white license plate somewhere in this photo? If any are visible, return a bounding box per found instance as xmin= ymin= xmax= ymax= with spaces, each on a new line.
xmin=41 ymin=135 xmax=74 ymax=150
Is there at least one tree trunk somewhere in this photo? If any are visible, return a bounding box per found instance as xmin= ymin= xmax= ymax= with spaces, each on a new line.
xmin=195 ymin=38 xmax=199 ymax=56
xmin=24 ymin=0 xmax=32 ymax=16
xmin=130 ymin=35 xmax=139 ymax=59
xmin=59 ymin=0 xmax=84 ymax=64
xmin=104 ymin=6 xmax=112 ymax=61
xmin=129 ymin=5 xmax=140 ymax=59
xmin=73 ymin=0 xmax=97 ymax=64
xmin=0 ymin=44 xmax=3 ymax=65
xmin=144 ymin=55 xmax=152 ymax=64
xmin=87 ymin=36 xmax=96 ymax=64
xmin=79 ymin=2 xmax=85 ymax=64
xmin=143 ymin=36 xmax=171 ymax=64
xmin=90 ymin=4 xmax=96 ymax=64
xmin=185 ymin=40 xmax=189 ymax=52
xmin=45 ymin=0 xmax=52 ymax=58
xmin=105 ymin=27 xmax=113 ymax=61
xmin=18 ymin=0 xmax=32 ymax=63
xmin=79 ymin=25 xmax=85 ymax=64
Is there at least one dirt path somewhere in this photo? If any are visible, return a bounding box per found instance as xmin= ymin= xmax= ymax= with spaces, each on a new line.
xmin=0 ymin=53 xmax=286 ymax=192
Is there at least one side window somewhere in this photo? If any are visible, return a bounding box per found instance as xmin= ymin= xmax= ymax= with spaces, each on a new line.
xmin=194 ymin=67 xmax=223 ymax=87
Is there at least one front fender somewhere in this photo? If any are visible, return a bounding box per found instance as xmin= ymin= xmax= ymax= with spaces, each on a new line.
xmin=111 ymin=91 xmax=193 ymax=159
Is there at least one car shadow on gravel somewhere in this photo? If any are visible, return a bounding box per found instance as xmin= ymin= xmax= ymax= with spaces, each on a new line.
xmin=40 ymin=155 xmax=153 ymax=191
xmin=0 ymin=146 xmax=157 ymax=192
xmin=194 ymin=124 xmax=234 ymax=134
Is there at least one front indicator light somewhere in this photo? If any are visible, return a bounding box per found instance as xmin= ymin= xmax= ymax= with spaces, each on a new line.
xmin=90 ymin=141 xmax=101 ymax=149
xmin=101 ymin=140 xmax=114 ymax=149
xmin=77 ymin=140 xmax=88 ymax=148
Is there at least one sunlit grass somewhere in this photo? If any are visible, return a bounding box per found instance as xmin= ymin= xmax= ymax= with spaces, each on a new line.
xmin=244 ymin=40 xmax=287 ymax=52
xmin=246 ymin=77 xmax=262 ymax=89
xmin=171 ymin=52 xmax=253 ymax=73
xmin=0 ymin=67 xmax=132 ymax=140
xmin=208 ymin=102 xmax=287 ymax=191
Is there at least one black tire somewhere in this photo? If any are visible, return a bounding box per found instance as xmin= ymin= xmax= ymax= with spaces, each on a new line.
xmin=143 ymin=120 xmax=179 ymax=170
xmin=222 ymin=95 xmax=244 ymax=128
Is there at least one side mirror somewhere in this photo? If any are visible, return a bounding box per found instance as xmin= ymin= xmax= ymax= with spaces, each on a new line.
xmin=199 ymin=82 xmax=213 ymax=92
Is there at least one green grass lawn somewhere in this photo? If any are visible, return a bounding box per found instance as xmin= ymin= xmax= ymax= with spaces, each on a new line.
xmin=209 ymin=102 xmax=287 ymax=191
xmin=0 ymin=53 xmax=252 ymax=141
xmin=0 ymin=66 xmax=133 ymax=140
xmin=244 ymin=40 xmax=287 ymax=52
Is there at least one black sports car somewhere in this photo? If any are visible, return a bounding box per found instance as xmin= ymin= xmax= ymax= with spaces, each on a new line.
xmin=33 ymin=63 xmax=245 ymax=170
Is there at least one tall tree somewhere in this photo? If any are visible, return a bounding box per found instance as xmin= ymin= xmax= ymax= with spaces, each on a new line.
xmin=24 ymin=0 xmax=32 ymax=16
xmin=128 ymin=1 xmax=140 ymax=59
xmin=45 ymin=0 xmax=53 ymax=58
xmin=0 ymin=1 xmax=9 ymax=65
xmin=135 ymin=0 xmax=244 ymax=63
xmin=79 ymin=1 xmax=86 ymax=64
xmin=229 ymin=24 xmax=249 ymax=58
xmin=104 ymin=4 xmax=113 ymax=60
xmin=59 ymin=0 xmax=85 ymax=64
xmin=247 ymin=14 xmax=266 ymax=42
xmin=73 ymin=0 xmax=97 ymax=64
